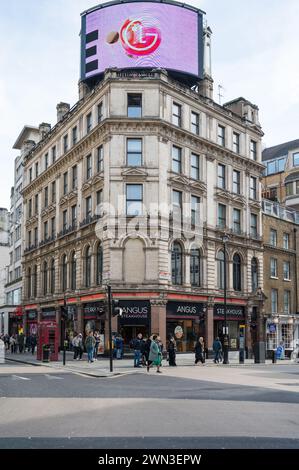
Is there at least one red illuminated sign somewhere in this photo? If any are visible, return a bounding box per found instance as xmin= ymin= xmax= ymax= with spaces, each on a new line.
xmin=120 ymin=18 xmax=161 ymax=56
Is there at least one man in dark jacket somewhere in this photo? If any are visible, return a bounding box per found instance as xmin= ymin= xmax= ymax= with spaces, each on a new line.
xmin=213 ymin=337 xmax=223 ymax=364
xmin=132 ymin=333 xmax=143 ymax=368
xmin=18 ymin=333 xmax=25 ymax=354
xmin=30 ymin=334 xmax=37 ymax=355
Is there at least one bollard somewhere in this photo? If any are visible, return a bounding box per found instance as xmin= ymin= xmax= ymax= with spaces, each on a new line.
xmin=239 ymin=349 xmax=245 ymax=364
xmin=272 ymin=350 xmax=276 ymax=364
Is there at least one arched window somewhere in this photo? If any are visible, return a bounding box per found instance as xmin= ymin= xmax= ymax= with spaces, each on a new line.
xmin=96 ymin=244 xmax=103 ymax=285
xmin=233 ymin=254 xmax=242 ymax=291
xmin=50 ymin=259 xmax=55 ymax=294
xmin=85 ymin=246 xmax=91 ymax=287
xmin=61 ymin=255 xmax=67 ymax=291
xmin=190 ymin=249 xmax=201 ymax=287
xmin=71 ymin=252 xmax=76 ymax=291
xmin=172 ymin=242 xmax=182 ymax=285
xmin=27 ymin=268 xmax=31 ymax=298
xmin=251 ymin=257 xmax=258 ymax=292
xmin=43 ymin=261 xmax=48 ymax=296
xmin=217 ymin=250 xmax=225 ymax=289
xmin=33 ymin=265 xmax=37 ymax=298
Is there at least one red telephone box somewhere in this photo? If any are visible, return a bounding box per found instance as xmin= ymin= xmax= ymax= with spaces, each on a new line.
xmin=37 ymin=321 xmax=59 ymax=361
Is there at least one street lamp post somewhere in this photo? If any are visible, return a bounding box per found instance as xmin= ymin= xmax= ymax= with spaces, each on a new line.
xmin=106 ymin=284 xmax=113 ymax=373
xmin=222 ymin=235 xmax=229 ymax=364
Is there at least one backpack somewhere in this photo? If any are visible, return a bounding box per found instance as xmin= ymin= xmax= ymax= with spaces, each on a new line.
xmin=129 ymin=339 xmax=135 ymax=349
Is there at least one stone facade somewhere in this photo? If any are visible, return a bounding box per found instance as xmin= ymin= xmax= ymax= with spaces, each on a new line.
xmin=262 ymin=201 xmax=299 ymax=355
xmin=21 ymin=69 xmax=264 ymax=354
xmin=1 ymin=127 xmax=40 ymax=335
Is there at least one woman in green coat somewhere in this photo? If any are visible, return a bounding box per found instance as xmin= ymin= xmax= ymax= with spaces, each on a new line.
xmin=147 ymin=335 xmax=162 ymax=373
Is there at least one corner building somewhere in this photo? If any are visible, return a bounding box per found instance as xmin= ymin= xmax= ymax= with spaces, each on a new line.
xmin=22 ymin=69 xmax=264 ymax=354
xmin=22 ymin=3 xmax=265 ymax=355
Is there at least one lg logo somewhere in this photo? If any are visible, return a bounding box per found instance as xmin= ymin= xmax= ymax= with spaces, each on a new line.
xmin=120 ymin=18 xmax=161 ymax=56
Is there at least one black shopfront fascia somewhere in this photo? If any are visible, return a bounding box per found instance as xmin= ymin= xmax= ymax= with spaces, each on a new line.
xmin=27 ymin=310 xmax=37 ymax=321
xmin=41 ymin=308 xmax=56 ymax=319
xmin=118 ymin=300 xmax=151 ymax=327
xmin=167 ymin=301 xmax=206 ymax=319
xmin=214 ymin=304 xmax=245 ymax=321
xmin=83 ymin=302 xmax=106 ymax=320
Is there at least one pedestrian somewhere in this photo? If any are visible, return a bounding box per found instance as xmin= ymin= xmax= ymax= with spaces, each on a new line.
xmin=10 ymin=335 xmax=17 ymax=354
xmin=195 ymin=336 xmax=205 ymax=365
xmin=73 ymin=333 xmax=83 ymax=360
xmin=25 ymin=334 xmax=31 ymax=352
xmin=276 ymin=341 xmax=285 ymax=360
xmin=94 ymin=331 xmax=101 ymax=361
xmin=18 ymin=332 xmax=25 ymax=354
xmin=144 ymin=336 xmax=152 ymax=367
xmin=115 ymin=334 xmax=124 ymax=360
xmin=213 ymin=337 xmax=223 ymax=364
xmin=140 ymin=337 xmax=148 ymax=366
xmin=4 ymin=334 xmax=10 ymax=351
xmin=167 ymin=335 xmax=177 ymax=366
xmin=131 ymin=333 xmax=143 ymax=368
xmin=147 ymin=335 xmax=162 ymax=373
xmin=85 ymin=331 xmax=96 ymax=363
xmin=30 ymin=334 xmax=37 ymax=355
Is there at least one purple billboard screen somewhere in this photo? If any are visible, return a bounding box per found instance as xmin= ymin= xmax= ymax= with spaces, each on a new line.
xmin=81 ymin=1 xmax=203 ymax=80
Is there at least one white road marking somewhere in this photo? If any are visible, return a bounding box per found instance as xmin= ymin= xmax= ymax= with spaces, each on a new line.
xmin=12 ymin=375 xmax=31 ymax=381
xmin=45 ymin=374 xmax=64 ymax=380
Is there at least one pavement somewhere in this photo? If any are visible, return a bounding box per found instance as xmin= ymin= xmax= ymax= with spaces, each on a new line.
xmin=3 ymin=349 xmax=298 ymax=378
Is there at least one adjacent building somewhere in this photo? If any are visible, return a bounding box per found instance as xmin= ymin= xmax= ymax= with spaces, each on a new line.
xmin=20 ymin=66 xmax=265 ymax=355
xmin=262 ymin=199 xmax=299 ymax=356
xmin=0 ymin=208 xmax=10 ymax=334
xmin=262 ymin=138 xmax=299 ymax=213
xmin=2 ymin=127 xmax=40 ymax=335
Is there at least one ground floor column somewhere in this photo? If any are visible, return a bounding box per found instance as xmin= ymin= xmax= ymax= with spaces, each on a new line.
xmin=150 ymin=300 xmax=167 ymax=347
xmin=205 ymin=297 xmax=214 ymax=354
xmin=245 ymin=305 xmax=253 ymax=358
xmin=75 ymin=303 xmax=84 ymax=335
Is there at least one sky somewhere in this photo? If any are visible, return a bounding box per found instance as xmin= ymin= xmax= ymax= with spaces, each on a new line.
xmin=0 ymin=0 xmax=299 ymax=209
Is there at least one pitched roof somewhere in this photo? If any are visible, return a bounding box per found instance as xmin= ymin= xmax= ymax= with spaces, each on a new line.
xmin=262 ymin=138 xmax=299 ymax=162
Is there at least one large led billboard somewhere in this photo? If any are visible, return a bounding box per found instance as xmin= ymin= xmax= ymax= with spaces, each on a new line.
xmin=81 ymin=0 xmax=204 ymax=81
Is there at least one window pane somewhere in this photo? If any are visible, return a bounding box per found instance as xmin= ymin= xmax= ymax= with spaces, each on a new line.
xmin=128 ymin=94 xmax=142 ymax=118
xmin=128 ymin=139 xmax=142 ymax=152
xmin=172 ymin=147 xmax=182 ymax=173
xmin=267 ymin=161 xmax=276 ymax=174
xmin=127 ymin=139 xmax=142 ymax=166
xmin=293 ymin=153 xmax=299 ymax=166
xmin=173 ymin=103 xmax=182 ymax=126
xmin=218 ymin=164 xmax=225 ymax=188
xmin=173 ymin=190 xmax=182 ymax=208
xmin=278 ymin=157 xmax=286 ymax=172
xmin=127 ymin=185 xmax=142 ymax=200
xmin=191 ymin=112 xmax=199 ymax=134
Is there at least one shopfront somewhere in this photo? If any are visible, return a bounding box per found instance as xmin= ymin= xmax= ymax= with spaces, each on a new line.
xmin=61 ymin=305 xmax=77 ymax=348
xmin=83 ymin=302 xmax=106 ymax=338
xmin=26 ymin=310 xmax=38 ymax=336
xmin=119 ymin=300 xmax=151 ymax=350
xmin=266 ymin=316 xmax=298 ymax=358
xmin=166 ymin=301 xmax=205 ymax=353
xmin=8 ymin=309 xmax=24 ymax=336
xmin=214 ymin=304 xmax=245 ymax=350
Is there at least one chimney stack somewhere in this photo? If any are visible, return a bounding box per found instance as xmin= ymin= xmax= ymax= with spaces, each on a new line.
xmin=23 ymin=140 xmax=36 ymax=156
xmin=39 ymin=122 xmax=51 ymax=139
xmin=57 ymin=102 xmax=70 ymax=122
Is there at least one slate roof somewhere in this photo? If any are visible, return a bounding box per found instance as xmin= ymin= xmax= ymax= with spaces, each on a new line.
xmin=262 ymin=139 xmax=299 ymax=162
